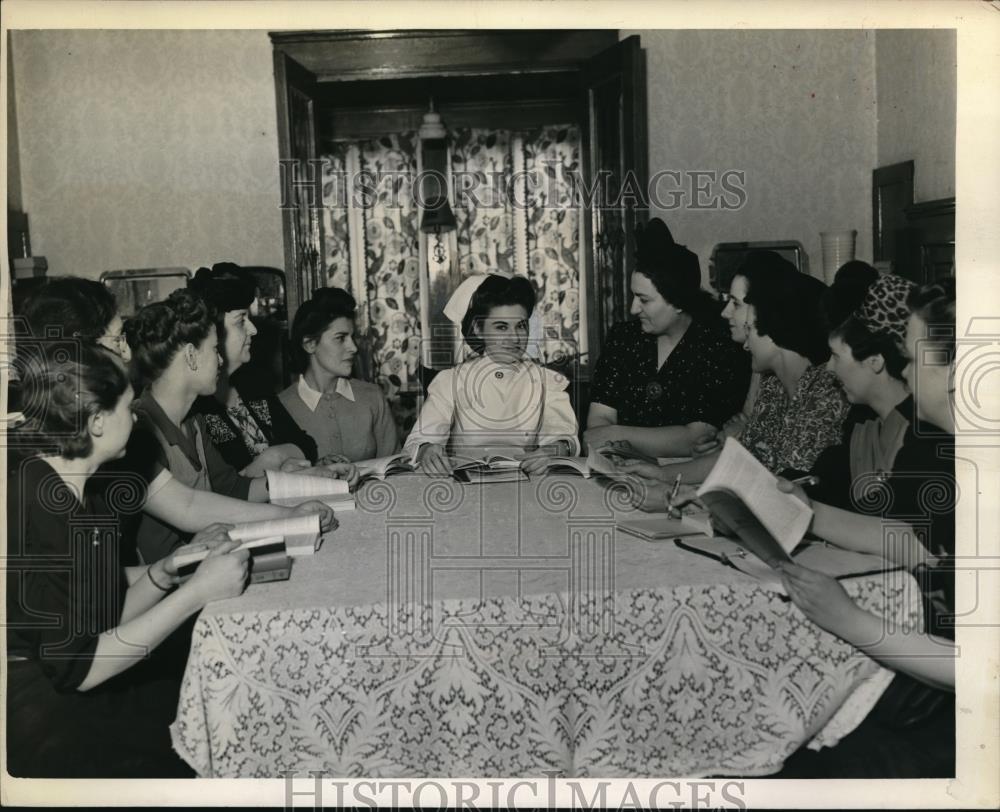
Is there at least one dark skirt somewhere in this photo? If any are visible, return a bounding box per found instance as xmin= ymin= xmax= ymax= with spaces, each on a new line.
xmin=6 ymin=620 xmax=196 ymax=778
xmin=776 ymin=673 xmax=955 ymax=778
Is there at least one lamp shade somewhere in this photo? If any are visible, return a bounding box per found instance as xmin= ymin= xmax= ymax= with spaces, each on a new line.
xmin=420 ymin=197 xmax=457 ymax=234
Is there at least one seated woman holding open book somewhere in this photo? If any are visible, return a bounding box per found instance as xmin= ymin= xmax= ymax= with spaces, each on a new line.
xmin=623 ymin=259 xmax=849 ymax=511
xmin=189 ymin=263 xmax=321 ymax=477
xmin=584 ymin=218 xmax=751 ymax=458
xmin=279 ymin=287 xmax=400 ymax=465
xmin=124 ymin=289 xmax=338 ymax=564
xmin=402 ymin=274 xmax=580 ymax=477
xmin=5 ymin=344 xmax=250 ymax=777
xmin=773 ymin=278 xmax=957 ymax=778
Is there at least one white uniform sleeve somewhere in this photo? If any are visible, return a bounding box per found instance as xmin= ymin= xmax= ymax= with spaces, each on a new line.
xmin=402 ymin=368 xmax=457 ymax=460
xmin=536 ymin=368 xmax=581 ymax=454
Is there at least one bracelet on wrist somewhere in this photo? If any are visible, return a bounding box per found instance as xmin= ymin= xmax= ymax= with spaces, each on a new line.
xmin=146 ymin=565 xmax=174 ymax=593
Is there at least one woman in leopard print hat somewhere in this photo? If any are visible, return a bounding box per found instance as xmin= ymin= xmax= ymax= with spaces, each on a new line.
xmin=787 ymin=269 xmax=926 ymax=510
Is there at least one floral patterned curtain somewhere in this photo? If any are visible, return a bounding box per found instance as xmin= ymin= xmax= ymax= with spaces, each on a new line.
xmin=321 ymin=134 xmax=422 ymax=434
xmin=448 ymin=124 xmax=582 ymax=365
xmin=522 ymin=124 xmax=582 ymax=365
xmin=321 ymin=144 xmax=352 ymax=292
xmin=450 ymin=128 xmax=517 ymax=277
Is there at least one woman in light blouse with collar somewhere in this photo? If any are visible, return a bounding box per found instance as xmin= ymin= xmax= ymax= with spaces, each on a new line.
xmin=279 ymin=288 xmax=400 ymax=464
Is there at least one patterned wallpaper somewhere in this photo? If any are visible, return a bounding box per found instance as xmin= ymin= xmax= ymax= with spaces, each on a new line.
xmin=10 ymin=30 xmax=283 ymax=279
xmin=623 ymin=29 xmax=878 ymax=281
xmin=876 ymin=29 xmax=956 ymax=203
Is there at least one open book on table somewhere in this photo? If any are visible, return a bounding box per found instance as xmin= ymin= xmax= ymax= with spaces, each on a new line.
xmin=355 ymin=452 xmax=415 ymax=481
xmin=449 ymin=446 xmax=526 ymax=471
xmin=266 ymin=469 xmax=356 ymax=511
xmin=694 ymin=437 xmax=814 ymax=564
xmin=448 ymin=447 xmax=528 ymax=483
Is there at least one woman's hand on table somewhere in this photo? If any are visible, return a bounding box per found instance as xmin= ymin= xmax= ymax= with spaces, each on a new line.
xmin=685 ymin=421 xmax=721 ymax=457
xmin=289 ymin=501 xmax=338 ymax=534
xmin=317 ymin=453 xmax=352 ymax=466
xmin=417 ymin=443 xmax=453 ymax=477
xmin=184 ymin=538 xmax=250 ymax=606
xmin=779 ymin=562 xmax=869 ymax=641
xmin=243 ymin=444 xmax=307 ymax=477
xmin=324 ymin=462 xmax=360 ymax=489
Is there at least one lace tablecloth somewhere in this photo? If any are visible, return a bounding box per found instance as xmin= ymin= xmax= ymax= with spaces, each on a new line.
xmin=170 ymin=474 xmax=922 ymax=777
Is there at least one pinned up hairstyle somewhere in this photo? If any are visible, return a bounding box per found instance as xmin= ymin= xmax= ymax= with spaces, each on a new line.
xmin=188 ymin=263 xmax=258 ymax=367
xmin=634 ymin=218 xmax=719 ymax=321
xmin=17 ymin=344 xmax=130 ymax=460
xmin=21 ymin=276 xmax=118 ymax=342
xmin=289 ymin=287 xmax=358 ymax=374
xmin=189 ymin=263 xmax=257 ymax=320
xmin=460 ymin=275 xmax=536 ymax=355
xmin=820 ymin=261 xmax=880 ymax=331
xmin=744 ymin=263 xmax=831 ymax=364
xmin=125 ymin=288 xmax=215 ymax=388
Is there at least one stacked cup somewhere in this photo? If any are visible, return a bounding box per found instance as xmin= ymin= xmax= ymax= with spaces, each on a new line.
xmin=820 ymin=230 xmax=857 ymax=283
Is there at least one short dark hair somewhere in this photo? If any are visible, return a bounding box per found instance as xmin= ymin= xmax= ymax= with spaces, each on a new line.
xmin=17 ymin=344 xmax=130 ymax=460
xmin=460 ymin=275 xmax=536 ymax=355
xmin=907 ymin=276 xmax=956 ymax=364
xmin=289 ymin=287 xmax=358 ymax=373
xmin=827 ymin=267 xmax=912 ymax=381
xmin=126 ymin=288 xmax=215 ymax=388
xmin=744 ymin=264 xmax=831 ymax=364
xmin=830 ymin=316 xmax=909 ymax=380
xmin=21 ymin=276 xmax=118 ymax=342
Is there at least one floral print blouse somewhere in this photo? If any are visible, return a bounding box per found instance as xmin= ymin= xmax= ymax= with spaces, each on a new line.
xmin=740 ymin=365 xmax=851 ymax=474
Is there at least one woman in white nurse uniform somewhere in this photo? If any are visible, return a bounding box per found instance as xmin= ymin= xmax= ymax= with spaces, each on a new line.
xmin=403 ymin=274 xmax=580 ymax=476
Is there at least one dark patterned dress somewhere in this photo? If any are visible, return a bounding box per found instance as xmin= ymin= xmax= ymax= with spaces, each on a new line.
xmin=194 ymin=392 xmax=318 ymax=472
xmin=590 ymin=318 xmax=751 ymax=429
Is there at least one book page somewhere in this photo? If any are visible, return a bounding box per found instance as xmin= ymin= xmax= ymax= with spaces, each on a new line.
xmin=356 ymin=453 xmax=412 ymax=479
xmin=266 ymin=470 xmax=350 ymax=503
xmin=229 ymin=513 xmax=320 ymax=544
xmin=542 ymin=456 xmax=591 ymax=477
xmin=584 ymin=446 xmax=619 ymax=476
xmin=697 ymin=437 xmax=812 ymax=551
xmin=173 ymin=535 xmax=284 ymax=569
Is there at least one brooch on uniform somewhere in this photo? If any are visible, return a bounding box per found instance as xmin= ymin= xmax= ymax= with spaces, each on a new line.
xmin=644 ymin=381 xmax=663 ymax=401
